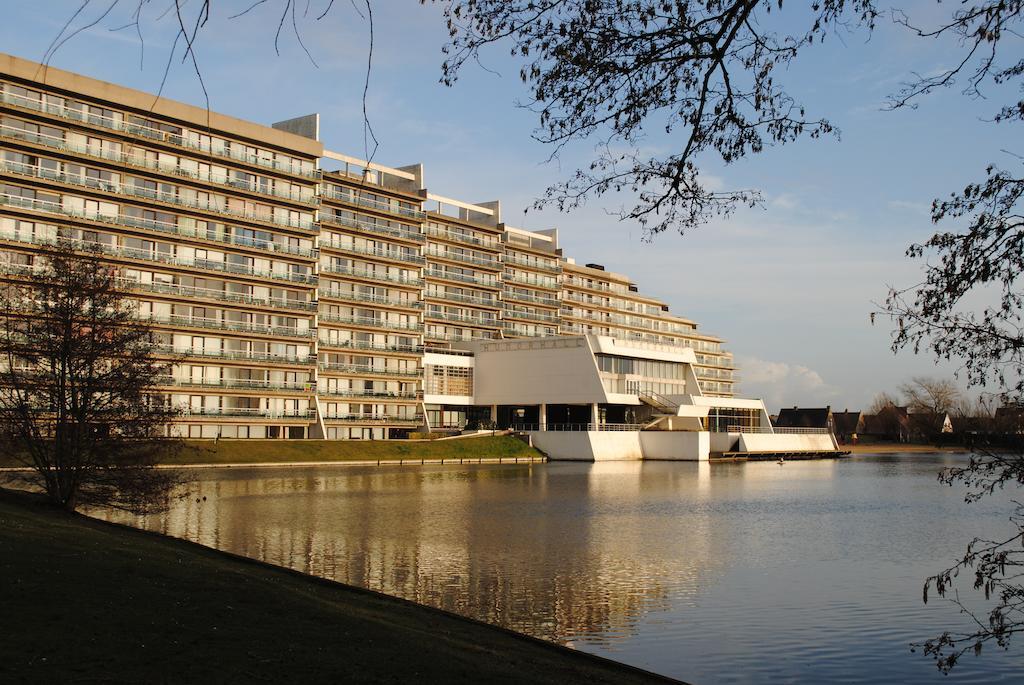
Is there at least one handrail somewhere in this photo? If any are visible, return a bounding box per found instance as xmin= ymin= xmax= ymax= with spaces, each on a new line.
xmin=0 ymin=123 xmax=317 ymax=204
xmin=0 ymin=89 xmax=319 ymax=179
xmin=513 ymin=423 xmax=644 ymax=432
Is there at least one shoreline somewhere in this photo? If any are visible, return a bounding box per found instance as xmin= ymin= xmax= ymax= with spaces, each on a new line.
xmin=845 ymin=443 xmax=969 ymax=454
xmin=0 ymin=488 xmax=682 ymax=684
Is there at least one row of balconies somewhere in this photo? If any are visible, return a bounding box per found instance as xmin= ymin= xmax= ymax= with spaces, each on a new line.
xmin=319 ymin=238 xmax=425 ymax=265
xmin=423 ymin=267 xmax=499 ymax=288
xmin=502 ymin=288 xmax=560 ymax=307
xmin=0 ymin=222 xmax=317 ymax=285
xmin=0 ymin=123 xmax=317 ymax=206
xmin=503 ymin=252 xmax=562 ymax=273
xmin=318 ymin=289 xmax=422 ymax=309
xmin=318 ymin=312 xmax=423 ymax=332
xmin=0 ymin=89 xmax=319 ymax=179
xmin=141 ymin=313 xmax=316 ymax=338
xmin=318 ymin=362 xmax=422 ymax=378
xmin=119 ymin=277 xmax=317 ymax=312
xmin=321 ymin=186 xmax=425 ymax=220
xmin=424 ymin=290 xmax=500 ymax=308
xmin=424 ymin=245 xmax=502 ymax=270
xmin=320 ymin=263 xmax=421 ymax=287
xmin=503 ymin=270 xmax=559 ymax=289
xmin=0 ymin=158 xmax=315 ymax=231
xmin=424 ymin=310 xmax=498 ymax=326
xmin=180 ymin=407 xmax=318 ymax=418
xmin=158 ymin=376 xmax=313 ymax=392
xmin=319 ymin=212 xmax=425 ymax=243
xmin=424 ymin=224 xmax=501 ymax=250
xmin=0 ymin=191 xmax=317 ymax=259
xmin=321 ymin=413 xmax=423 ymax=425
xmin=502 ymin=308 xmax=560 ymax=324
xmin=150 ymin=344 xmax=316 ymax=366
xmin=319 ymin=389 xmax=421 ymax=401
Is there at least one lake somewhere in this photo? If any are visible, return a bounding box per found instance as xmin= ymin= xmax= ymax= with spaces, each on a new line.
xmin=102 ymin=453 xmax=1024 ymax=683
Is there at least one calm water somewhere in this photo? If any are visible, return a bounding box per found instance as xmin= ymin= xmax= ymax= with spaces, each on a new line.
xmin=103 ymin=454 xmax=1024 ymax=683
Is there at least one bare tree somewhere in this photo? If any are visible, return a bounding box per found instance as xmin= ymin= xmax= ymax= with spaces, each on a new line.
xmin=0 ymin=241 xmax=182 ymax=513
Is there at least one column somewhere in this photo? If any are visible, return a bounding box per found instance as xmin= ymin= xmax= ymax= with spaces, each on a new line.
xmin=539 ymin=403 xmax=547 ymax=431
xmin=590 ymin=403 xmax=599 ymax=429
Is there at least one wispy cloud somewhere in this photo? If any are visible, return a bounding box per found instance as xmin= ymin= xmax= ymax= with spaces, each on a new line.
xmin=736 ymin=356 xmax=840 ymax=412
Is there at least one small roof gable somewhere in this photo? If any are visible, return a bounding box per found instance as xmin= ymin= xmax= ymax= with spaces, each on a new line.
xmin=775 ymin=407 xmax=832 ymax=429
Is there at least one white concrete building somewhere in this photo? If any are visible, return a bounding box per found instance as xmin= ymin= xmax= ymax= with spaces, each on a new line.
xmin=423 ymin=335 xmax=839 ymax=461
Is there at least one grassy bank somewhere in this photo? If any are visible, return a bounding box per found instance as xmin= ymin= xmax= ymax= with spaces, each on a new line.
xmin=0 ymin=489 xmax=677 ymax=684
xmin=0 ymin=435 xmax=543 ymax=468
xmin=174 ymin=435 xmax=542 ymax=465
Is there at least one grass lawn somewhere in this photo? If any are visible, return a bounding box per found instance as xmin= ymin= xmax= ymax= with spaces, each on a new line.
xmin=0 ymin=489 xmax=678 ymax=684
xmin=174 ymin=435 xmax=542 ymax=465
xmin=0 ymin=435 xmax=543 ymax=468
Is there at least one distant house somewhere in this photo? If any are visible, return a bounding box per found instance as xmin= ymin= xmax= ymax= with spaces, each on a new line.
xmin=832 ymin=410 xmax=863 ymax=443
xmin=995 ymin=405 xmax=1024 ymax=432
xmin=908 ymin=411 xmax=953 ymax=439
xmin=774 ymin=406 xmax=835 ymax=433
xmin=861 ymin=406 xmax=911 ymax=442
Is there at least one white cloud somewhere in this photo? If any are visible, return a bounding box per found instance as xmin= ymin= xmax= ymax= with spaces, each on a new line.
xmin=735 ymin=356 xmax=840 ymax=413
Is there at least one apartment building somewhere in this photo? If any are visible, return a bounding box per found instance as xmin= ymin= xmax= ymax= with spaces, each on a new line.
xmin=0 ymin=53 xmax=736 ymax=440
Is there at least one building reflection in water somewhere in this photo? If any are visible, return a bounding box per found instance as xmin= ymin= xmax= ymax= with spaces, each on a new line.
xmin=100 ymin=461 xmax=735 ymax=646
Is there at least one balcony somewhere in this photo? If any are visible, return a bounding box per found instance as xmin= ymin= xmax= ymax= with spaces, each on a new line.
xmin=1 ymin=158 xmax=315 ymax=231
xmin=320 ymin=413 xmax=424 ymax=425
xmin=180 ymin=407 xmax=317 ymax=418
xmin=0 ymin=191 xmax=318 ymax=261
xmin=502 ymin=288 xmax=559 ymax=307
xmin=319 ymin=389 xmax=421 ymax=401
xmin=141 ymin=313 xmax=316 ymax=338
xmin=503 ymin=253 xmax=562 ymax=273
xmin=151 ymin=344 xmax=316 ymax=366
xmin=319 ymin=313 xmax=423 ymax=332
xmin=502 ymin=308 xmax=560 ymax=324
xmin=320 ymin=264 xmax=422 ymax=287
xmin=424 ymin=224 xmax=501 ymax=250
xmin=321 ymin=187 xmax=425 ymax=220
xmin=319 ymin=212 xmax=425 ymax=243
xmin=424 ymin=310 xmax=499 ymax=327
xmin=318 ymin=339 xmax=423 ymax=354
xmin=319 ymin=239 xmax=425 ymax=265
xmin=0 ymin=123 xmax=317 ymax=205
xmin=0 ymin=89 xmax=319 ymax=179
xmin=319 ymin=363 xmax=422 ymax=378
xmin=424 ymin=290 xmax=501 ymax=308
xmin=425 ymin=246 xmax=502 ymax=270
xmin=118 ymin=278 xmax=317 ymax=312
xmin=423 ymin=267 xmax=499 ymax=288
xmin=503 ymin=271 xmax=559 ymax=289
xmin=158 ymin=376 xmax=312 ymax=392
xmin=318 ymin=289 xmax=422 ymax=309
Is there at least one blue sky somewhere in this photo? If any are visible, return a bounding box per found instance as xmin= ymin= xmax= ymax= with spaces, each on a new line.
xmin=1 ymin=0 xmax=1010 ymax=411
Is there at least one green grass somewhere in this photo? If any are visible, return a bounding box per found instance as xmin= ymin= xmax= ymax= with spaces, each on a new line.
xmin=0 ymin=435 xmax=542 ymax=467
xmin=174 ymin=435 xmax=542 ymax=465
xmin=0 ymin=489 xmax=678 ymax=684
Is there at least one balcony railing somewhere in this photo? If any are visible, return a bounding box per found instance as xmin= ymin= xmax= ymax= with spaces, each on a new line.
xmin=141 ymin=313 xmax=315 ymax=338
xmin=512 ymin=423 xmax=644 ymax=432
xmin=318 ymin=339 xmax=423 ymax=354
xmin=319 ymin=389 xmax=420 ymax=401
xmin=423 ymin=267 xmax=499 ymax=288
xmin=319 ymin=313 xmax=423 ymax=332
xmin=0 ymin=123 xmax=316 ymax=204
xmin=424 ymin=310 xmax=499 ymax=326
xmin=319 ymin=363 xmax=422 ymax=378
xmin=318 ymin=289 xmax=422 ymax=309
xmin=424 ymin=224 xmax=501 ymax=250
xmin=180 ymin=407 xmax=317 ymax=418
xmin=319 ymin=263 xmax=422 ymax=287
xmin=319 ymin=239 xmax=425 ymax=265
xmin=159 ymin=376 xmax=312 ymax=392
xmin=321 ymin=187 xmax=426 ymax=220
xmin=502 ymin=289 xmax=559 ymax=307
xmin=502 ymin=308 xmax=560 ymax=323
xmin=117 ymin=277 xmax=317 ymax=312
xmin=503 ymin=253 xmax=562 ymax=273
xmin=0 ymin=191 xmax=318 ymax=262
xmin=0 ymin=89 xmax=319 ymax=179
xmin=424 ymin=290 xmax=500 ymax=307
xmin=0 ymin=158 xmax=314 ymax=230
xmin=319 ymin=212 xmax=425 ymax=243
xmin=503 ymin=271 xmax=559 ymax=289
xmin=151 ymin=344 xmax=316 ymax=365
xmin=424 ymin=246 xmax=502 ymax=270
xmin=320 ymin=413 xmax=423 ymax=425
